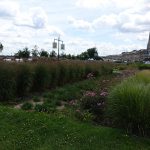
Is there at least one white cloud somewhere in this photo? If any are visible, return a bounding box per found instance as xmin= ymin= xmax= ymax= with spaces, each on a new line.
xmin=76 ymin=0 xmax=108 ymax=9
xmin=93 ymin=14 xmax=117 ymax=28
xmin=76 ymin=0 xmax=144 ymax=9
xmin=14 ymin=7 xmax=48 ymax=29
xmin=137 ymin=32 xmax=149 ymax=41
xmin=31 ymin=7 xmax=48 ymax=29
xmin=68 ymin=16 xmax=93 ymax=31
xmin=70 ymin=0 xmax=150 ymax=33
xmin=0 ymin=1 xmax=19 ymax=18
xmin=66 ymin=37 xmax=144 ymax=56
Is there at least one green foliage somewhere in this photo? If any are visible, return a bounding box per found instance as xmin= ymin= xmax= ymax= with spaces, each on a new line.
xmin=40 ymin=50 xmax=49 ymax=57
xmin=87 ymin=47 xmax=98 ymax=59
xmin=75 ymin=110 xmax=94 ymax=122
xmin=21 ymin=102 xmax=33 ymax=110
xmin=34 ymin=103 xmax=55 ymax=113
xmin=50 ymin=50 xmax=57 ymax=58
xmin=138 ymin=64 xmax=150 ymax=70
xmin=107 ymin=71 xmax=150 ymax=136
xmin=0 ymin=42 xmax=4 ymax=52
xmin=33 ymin=96 xmax=41 ymax=102
xmin=15 ymin=47 xmax=30 ymax=58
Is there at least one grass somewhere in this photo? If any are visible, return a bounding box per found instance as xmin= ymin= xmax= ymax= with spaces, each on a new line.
xmin=107 ymin=70 xmax=150 ymax=136
xmin=0 ymin=105 xmax=150 ymax=150
xmin=1 ymin=68 xmax=149 ymax=149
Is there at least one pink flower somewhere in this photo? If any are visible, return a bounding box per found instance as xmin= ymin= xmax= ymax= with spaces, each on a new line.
xmin=84 ymin=91 xmax=97 ymax=97
xmin=100 ymin=91 xmax=108 ymax=97
xmin=69 ymin=100 xmax=77 ymax=106
xmin=87 ymin=73 xmax=94 ymax=79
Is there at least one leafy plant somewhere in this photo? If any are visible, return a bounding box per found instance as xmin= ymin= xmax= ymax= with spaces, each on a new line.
xmin=21 ymin=102 xmax=33 ymax=110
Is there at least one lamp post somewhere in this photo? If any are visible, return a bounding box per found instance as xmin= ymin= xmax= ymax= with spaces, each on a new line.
xmin=52 ymin=36 xmax=65 ymax=60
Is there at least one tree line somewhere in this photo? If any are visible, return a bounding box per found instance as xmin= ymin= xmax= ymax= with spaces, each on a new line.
xmin=0 ymin=43 xmax=103 ymax=60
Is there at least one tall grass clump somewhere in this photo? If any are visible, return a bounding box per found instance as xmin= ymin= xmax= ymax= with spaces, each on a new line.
xmin=0 ymin=61 xmax=113 ymax=101
xmin=107 ymin=71 xmax=150 ymax=136
xmin=0 ymin=64 xmax=16 ymax=101
xmin=138 ymin=64 xmax=150 ymax=70
xmin=32 ymin=64 xmax=50 ymax=91
xmin=16 ymin=64 xmax=33 ymax=96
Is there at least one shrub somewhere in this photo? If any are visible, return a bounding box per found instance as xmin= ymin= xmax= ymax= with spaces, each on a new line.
xmin=80 ymin=94 xmax=105 ymax=120
xmin=21 ymin=102 xmax=33 ymax=110
xmin=34 ymin=103 xmax=55 ymax=113
xmin=107 ymin=72 xmax=150 ymax=136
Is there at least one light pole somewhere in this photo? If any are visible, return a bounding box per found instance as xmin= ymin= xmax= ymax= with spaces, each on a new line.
xmin=52 ymin=36 xmax=65 ymax=60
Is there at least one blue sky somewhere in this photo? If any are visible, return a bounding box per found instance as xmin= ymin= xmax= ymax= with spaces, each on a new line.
xmin=0 ymin=0 xmax=150 ymax=56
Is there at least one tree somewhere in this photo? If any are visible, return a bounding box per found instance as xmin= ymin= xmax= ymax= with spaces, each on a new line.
xmin=50 ymin=50 xmax=57 ymax=58
xmin=15 ymin=47 xmax=30 ymax=58
xmin=80 ymin=51 xmax=89 ymax=60
xmin=32 ymin=45 xmax=39 ymax=57
xmin=40 ymin=49 xmax=49 ymax=57
xmin=87 ymin=47 xmax=98 ymax=59
xmin=66 ymin=54 xmax=72 ymax=59
xmin=60 ymin=52 xmax=66 ymax=59
xmin=0 ymin=43 xmax=4 ymax=53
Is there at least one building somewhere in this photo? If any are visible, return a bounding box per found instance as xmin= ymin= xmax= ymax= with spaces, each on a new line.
xmin=104 ymin=33 xmax=150 ymax=62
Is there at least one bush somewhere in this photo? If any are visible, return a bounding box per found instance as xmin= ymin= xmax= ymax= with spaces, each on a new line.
xmin=21 ymin=102 xmax=33 ymax=110
xmin=80 ymin=94 xmax=105 ymax=120
xmin=34 ymin=103 xmax=55 ymax=113
xmin=107 ymin=71 xmax=150 ymax=136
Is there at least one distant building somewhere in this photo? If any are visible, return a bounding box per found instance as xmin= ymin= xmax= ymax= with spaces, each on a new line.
xmin=104 ymin=32 xmax=150 ymax=62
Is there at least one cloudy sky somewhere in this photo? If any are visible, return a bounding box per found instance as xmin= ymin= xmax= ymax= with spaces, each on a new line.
xmin=0 ymin=0 xmax=150 ymax=56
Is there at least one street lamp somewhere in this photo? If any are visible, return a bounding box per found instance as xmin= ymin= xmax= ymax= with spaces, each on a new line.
xmin=52 ymin=36 xmax=65 ymax=60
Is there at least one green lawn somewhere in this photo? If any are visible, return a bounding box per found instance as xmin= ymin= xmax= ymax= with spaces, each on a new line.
xmin=0 ymin=106 xmax=150 ymax=150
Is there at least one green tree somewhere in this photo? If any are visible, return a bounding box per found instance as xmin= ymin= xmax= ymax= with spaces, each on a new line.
xmin=15 ymin=47 xmax=30 ymax=58
xmin=32 ymin=45 xmax=39 ymax=57
xmin=40 ymin=49 xmax=49 ymax=57
xmin=0 ymin=43 xmax=4 ymax=53
xmin=87 ymin=47 xmax=98 ymax=59
xmin=50 ymin=50 xmax=57 ymax=58
xmin=80 ymin=52 xmax=89 ymax=60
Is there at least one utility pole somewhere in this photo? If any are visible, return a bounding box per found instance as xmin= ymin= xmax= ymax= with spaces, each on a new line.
xmin=53 ymin=36 xmax=65 ymax=60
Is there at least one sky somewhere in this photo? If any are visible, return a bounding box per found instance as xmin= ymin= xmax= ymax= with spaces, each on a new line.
xmin=0 ymin=0 xmax=150 ymax=56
